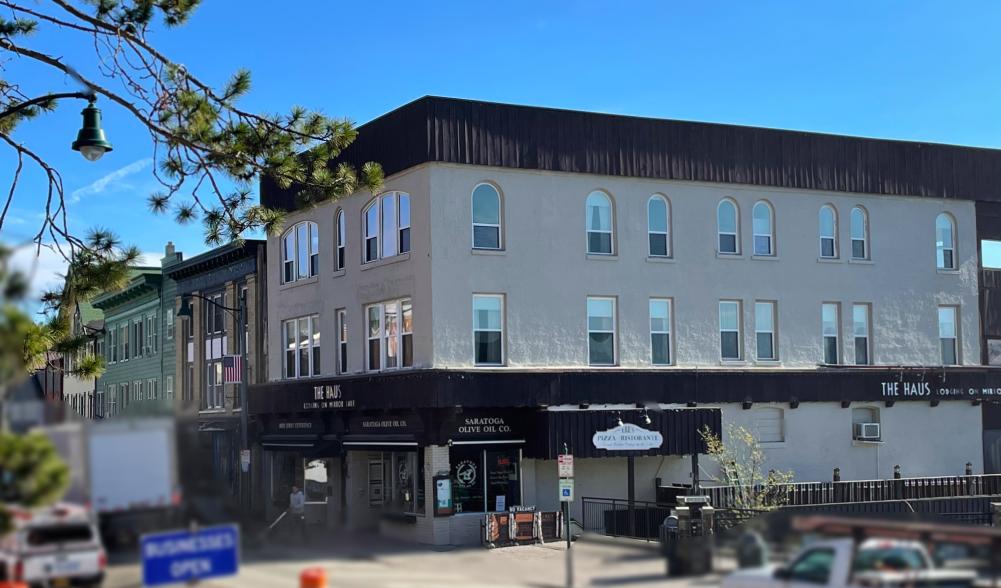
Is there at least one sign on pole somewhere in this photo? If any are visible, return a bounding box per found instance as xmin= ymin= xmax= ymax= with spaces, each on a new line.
xmin=559 ymin=479 xmax=574 ymax=502
xmin=558 ymin=454 xmax=574 ymax=478
xmin=141 ymin=525 xmax=240 ymax=586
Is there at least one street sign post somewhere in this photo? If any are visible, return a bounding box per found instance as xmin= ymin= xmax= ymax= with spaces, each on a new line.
xmin=559 ymin=478 xmax=574 ymax=502
xmin=558 ymin=454 xmax=574 ymax=478
xmin=141 ymin=524 xmax=240 ymax=586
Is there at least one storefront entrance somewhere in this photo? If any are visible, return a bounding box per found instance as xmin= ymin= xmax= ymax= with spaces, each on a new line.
xmin=450 ymin=446 xmax=521 ymax=514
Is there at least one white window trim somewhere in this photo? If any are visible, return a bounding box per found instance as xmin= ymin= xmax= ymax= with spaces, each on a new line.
xmin=755 ymin=301 xmax=777 ymax=361
xmin=365 ymin=299 xmax=413 ymax=372
xmin=281 ymin=221 xmax=319 ymax=284
xmin=473 ymin=294 xmax=505 ymax=366
xmin=649 ymin=297 xmax=672 ymax=366
xmin=585 ymin=191 xmax=615 ymax=256
xmin=938 ymin=305 xmax=960 ymax=365
xmin=335 ymin=209 xmax=346 ymax=271
xmin=647 ymin=195 xmax=671 ymax=258
xmin=336 ymin=308 xmax=348 ymax=375
xmin=819 ymin=205 xmax=839 ymax=259
xmin=936 ymin=213 xmax=957 ymax=270
xmin=472 ymin=183 xmax=503 ymax=250
xmin=850 ymin=206 xmax=869 ymax=260
xmin=719 ymin=300 xmax=742 ymax=360
xmin=822 ymin=302 xmax=841 ymax=365
xmin=717 ymin=199 xmax=740 ymax=255
xmin=282 ymin=314 xmax=321 ymax=379
xmin=752 ymin=201 xmax=774 ymax=257
xmin=587 ymin=296 xmax=617 ymax=366
xmin=852 ymin=303 xmax=871 ymax=365
xmin=363 ymin=192 xmax=411 ymax=264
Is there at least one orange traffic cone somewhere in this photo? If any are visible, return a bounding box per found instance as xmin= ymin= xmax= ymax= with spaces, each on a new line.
xmin=300 ymin=567 xmax=327 ymax=588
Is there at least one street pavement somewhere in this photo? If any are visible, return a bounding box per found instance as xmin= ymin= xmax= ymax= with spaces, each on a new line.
xmin=104 ymin=533 xmax=729 ymax=587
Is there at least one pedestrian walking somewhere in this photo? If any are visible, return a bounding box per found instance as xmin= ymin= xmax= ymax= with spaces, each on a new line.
xmin=289 ymin=485 xmax=306 ymax=543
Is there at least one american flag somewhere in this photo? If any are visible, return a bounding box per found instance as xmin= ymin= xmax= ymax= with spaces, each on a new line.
xmin=223 ymin=355 xmax=243 ymax=384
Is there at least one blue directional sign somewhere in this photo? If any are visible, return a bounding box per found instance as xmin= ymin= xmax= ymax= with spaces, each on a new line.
xmin=141 ymin=525 xmax=240 ymax=586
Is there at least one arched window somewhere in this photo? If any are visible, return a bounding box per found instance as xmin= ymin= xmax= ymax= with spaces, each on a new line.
xmin=752 ymin=201 xmax=774 ymax=256
xmin=335 ymin=209 xmax=345 ymax=270
xmin=472 ymin=183 xmax=502 ymax=249
xmin=936 ymin=213 xmax=956 ymax=270
xmin=717 ymin=199 xmax=739 ymax=254
xmin=819 ymin=205 xmax=838 ymax=258
xmin=647 ymin=195 xmax=670 ymax=257
xmin=850 ymin=206 xmax=869 ymax=260
xmin=586 ymin=191 xmax=614 ymax=254
xmin=754 ymin=407 xmax=785 ymax=443
xmin=281 ymin=221 xmax=318 ymax=283
xmin=363 ymin=192 xmax=411 ymax=263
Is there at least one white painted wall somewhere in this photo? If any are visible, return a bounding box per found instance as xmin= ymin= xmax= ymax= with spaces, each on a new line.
xmin=428 ymin=164 xmax=981 ymax=369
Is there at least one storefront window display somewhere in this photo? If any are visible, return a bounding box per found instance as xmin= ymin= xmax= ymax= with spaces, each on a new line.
xmin=450 ymin=446 xmax=521 ymax=514
xmin=367 ymin=450 xmax=425 ymax=515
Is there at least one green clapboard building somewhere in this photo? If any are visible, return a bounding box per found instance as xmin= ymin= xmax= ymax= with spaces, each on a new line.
xmin=93 ymin=243 xmax=183 ymax=417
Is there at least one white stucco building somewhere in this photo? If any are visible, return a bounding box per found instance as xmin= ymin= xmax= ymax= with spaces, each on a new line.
xmin=249 ymin=97 xmax=1001 ymax=545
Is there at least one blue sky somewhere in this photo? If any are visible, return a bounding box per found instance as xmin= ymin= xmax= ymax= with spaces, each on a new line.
xmin=6 ymin=0 xmax=1001 ymax=293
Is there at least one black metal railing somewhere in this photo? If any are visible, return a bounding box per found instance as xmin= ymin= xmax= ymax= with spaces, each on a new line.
xmin=703 ymin=474 xmax=1001 ymax=508
xmin=580 ymin=497 xmax=673 ymax=541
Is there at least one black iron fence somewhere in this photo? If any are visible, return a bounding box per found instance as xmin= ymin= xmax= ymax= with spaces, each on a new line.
xmin=580 ymin=497 xmax=673 ymax=541
xmin=703 ymin=474 xmax=1001 ymax=508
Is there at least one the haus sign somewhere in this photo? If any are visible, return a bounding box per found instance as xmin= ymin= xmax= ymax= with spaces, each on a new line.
xmin=303 ymin=384 xmax=356 ymax=410
xmin=879 ymin=380 xmax=1001 ymax=399
xmin=593 ymin=424 xmax=664 ymax=451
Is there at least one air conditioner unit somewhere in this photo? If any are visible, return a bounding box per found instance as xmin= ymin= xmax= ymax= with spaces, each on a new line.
xmin=854 ymin=422 xmax=881 ymax=441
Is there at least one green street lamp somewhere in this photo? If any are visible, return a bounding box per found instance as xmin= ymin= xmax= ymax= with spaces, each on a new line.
xmin=71 ymin=98 xmax=113 ymax=162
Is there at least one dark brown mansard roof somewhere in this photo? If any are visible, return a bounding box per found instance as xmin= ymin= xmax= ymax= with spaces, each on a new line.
xmin=262 ymin=96 xmax=1001 ymax=211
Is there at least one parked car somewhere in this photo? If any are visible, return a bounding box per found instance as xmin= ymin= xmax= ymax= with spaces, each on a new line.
xmin=0 ymin=504 xmax=106 ymax=588
xmin=722 ymin=537 xmax=977 ymax=588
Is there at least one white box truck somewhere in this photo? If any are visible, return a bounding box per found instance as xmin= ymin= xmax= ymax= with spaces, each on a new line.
xmin=37 ymin=418 xmax=182 ymax=547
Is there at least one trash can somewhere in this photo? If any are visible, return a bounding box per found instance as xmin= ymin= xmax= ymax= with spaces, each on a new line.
xmin=660 ymin=497 xmax=715 ymax=577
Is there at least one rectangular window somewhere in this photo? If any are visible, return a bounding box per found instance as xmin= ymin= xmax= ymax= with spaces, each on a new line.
xmin=939 ymin=306 xmax=959 ymax=365
xmin=719 ymin=300 xmax=742 ymax=360
xmin=336 ymin=212 xmax=346 ymax=271
xmin=382 ymin=195 xmax=398 ymax=259
xmin=282 ymin=315 xmax=321 ymax=379
xmin=649 ymin=298 xmax=671 ymax=365
xmin=755 ymin=408 xmax=785 ymax=443
xmin=106 ymin=385 xmax=116 ymax=417
xmin=147 ymin=378 xmax=157 ymax=400
xmin=853 ymin=303 xmax=871 ymax=365
xmin=366 ymin=299 xmax=414 ymax=371
xmin=587 ymin=297 xmax=616 ymax=365
xmin=165 ymin=376 xmax=174 ymax=401
xmin=450 ymin=446 xmax=521 ymax=514
xmin=367 ymin=305 xmax=381 ymax=371
xmin=473 ymin=295 xmax=504 ymax=365
xmin=166 ymin=309 xmax=174 ymax=340
xmin=822 ymin=303 xmax=840 ymax=364
xmin=121 ymin=324 xmax=128 ymax=360
xmin=151 ymin=312 xmax=158 ymax=354
xmin=337 ymin=309 xmax=347 ymax=374
xmin=185 ymin=363 xmax=194 ymax=403
xmin=297 ymin=222 xmax=310 ymax=280
xmin=205 ymin=360 xmax=223 ymax=409
xmin=755 ymin=301 xmax=776 ymax=361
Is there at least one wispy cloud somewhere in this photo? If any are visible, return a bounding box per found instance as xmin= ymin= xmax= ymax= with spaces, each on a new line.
xmin=69 ymin=157 xmax=153 ymax=203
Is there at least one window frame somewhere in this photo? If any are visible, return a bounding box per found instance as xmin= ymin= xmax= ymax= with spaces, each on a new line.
xmin=472 ymin=183 xmax=503 ymax=250
xmin=647 ymin=194 xmax=671 ymax=258
xmin=649 ymin=297 xmax=673 ymax=366
xmin=850 ymin=206 xmax=869 ymax=260
xmin=363 ymin=192 xmax=411 ymax=264
xmin=280 ymin=221 xmax=319 ymax=284
xmin=719 ymin=299 xmax=743 ymax=360
xmin=336 ymin=308 xmax=347 ymax=375
xmin=717 ymin=199 xmax=740 ymax=255
xmin=282 ymin=314 xmax=321 ymax=379
xmin=586 ymin=296 xmax=617 ymax=366
xmin=754 ymin=300 xmax=777 ymax=361
xmin=938 ymin=305 xmax=960 ymax=365
xmin=754 ymin=406 xmax=785 ymax=444
xmin=819 ymin=205 xmax=839 ymax=259
xmin=585 ymin=190 xmax=615 ymax=255
xmin=752 ymin=201 xmax=775 ymax=257
xmin=473 ymin=294 xmax=505 ymax=366
xmin=365 ymin=298 xmax=414 ymax=372
xmin=822 ymin=302 xmax=841 ymax=365
xmin=852 ymin=303 xmax=871 ymax=365
xmin=335 ymin=209 xmax=346 ymax=271
xmin=936 ymin=213 xmax=957 ymax=270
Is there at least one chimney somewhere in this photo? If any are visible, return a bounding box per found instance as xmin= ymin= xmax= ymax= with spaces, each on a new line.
xmin=165 ymin=241 xmax=175 ymax=257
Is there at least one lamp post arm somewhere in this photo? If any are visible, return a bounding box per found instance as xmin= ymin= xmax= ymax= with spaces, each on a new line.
xmin=0 ymin=92 xmax=93 ymax=120
xmin=185 ymin=292 xmax=241 ymax=315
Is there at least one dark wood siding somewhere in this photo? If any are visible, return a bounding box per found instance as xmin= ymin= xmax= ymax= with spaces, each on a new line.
xmin=263 ymin=96 xmax=1001 ymax=211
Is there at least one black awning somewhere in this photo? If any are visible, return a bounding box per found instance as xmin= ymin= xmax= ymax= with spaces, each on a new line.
xmin=260 ymin=433 xmax=318 ymax=448
xmin=526 ymin=408 xmax=721 ymax=460
xmin=340 ymin=434 xmax=419 ymax=450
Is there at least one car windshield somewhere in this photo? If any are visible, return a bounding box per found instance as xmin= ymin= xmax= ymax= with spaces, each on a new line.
xmin=854 ymin=547 xmax=928 ymax=572
xmin=24 ymin=524 xmax=93 ymax=547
